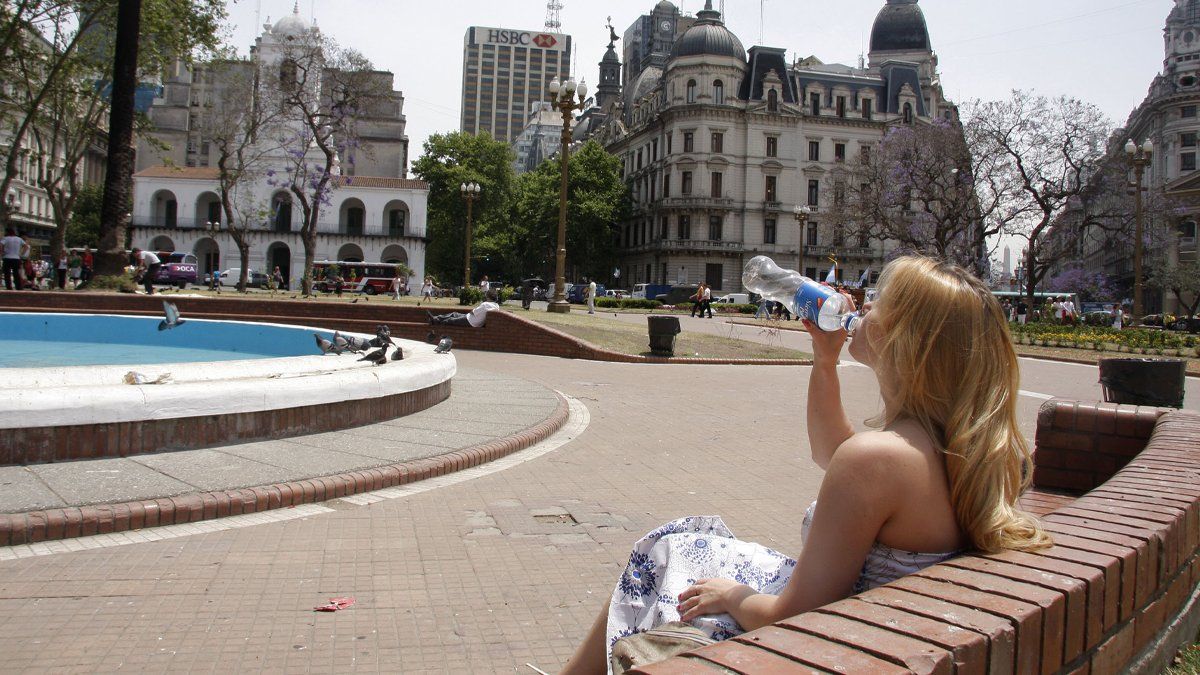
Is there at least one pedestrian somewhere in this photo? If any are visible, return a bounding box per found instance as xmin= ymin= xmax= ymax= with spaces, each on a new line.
xmin=1016 ymin=299 xmax=1028 ymax=325
xmin=586 ymin=277 xmax=597 ymax=314
xmin=699 ymin=283 xmax=713 ymax=318
xmin=479 ymin=275 xmax=490 ymax=300
xmin=1111 ymin=303 xmax=1124 ymax=330
xmin=270 ymin=266 xmax=285 ymax=294
xmin=1000 ymin=299 xmax=1012 ymax=322
xmin=56 ymin=250 xmax=68 ymax=289
xmin=562 ymin=255 xmax=1051 ymax=672
xmin=690 ymin=283 xmax=704 ymax=318
xmin=80 ymin=248 xmax=93 ymax=283
xmin=754 ymin=298 xmax=772 ymax=320
xmin=1 ymin=227 xmax=27 ymax=290
xmin=68 ymin=250 xmax=82 ymax=288
xmin=419 ymin=276 xmax=435 ymax=306
xmin=131 ymin=247 xmax=162 ymax=295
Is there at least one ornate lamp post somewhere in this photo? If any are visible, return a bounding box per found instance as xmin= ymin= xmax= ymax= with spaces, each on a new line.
xmin=1124 ymin=139 xmax=1153 ymax=320
xmin=546 ymin=75 xmax=587 ymax=313
xmin=459 ymin=181 xmax=481 ymax=289
xmin=792 ymin=204 xmax=811 ymax=274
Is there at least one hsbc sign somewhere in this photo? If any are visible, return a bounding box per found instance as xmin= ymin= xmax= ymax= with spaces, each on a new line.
xmin=474 ymin=27 xmax=567 ymax=52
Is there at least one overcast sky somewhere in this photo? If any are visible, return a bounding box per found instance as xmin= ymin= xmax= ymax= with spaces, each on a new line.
xmin=225 ymin=0 xmax=1170 ymax=153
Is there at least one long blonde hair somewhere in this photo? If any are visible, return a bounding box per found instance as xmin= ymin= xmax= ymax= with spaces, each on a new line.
xmin=870 ymin=256 xmax=1051 ymax=553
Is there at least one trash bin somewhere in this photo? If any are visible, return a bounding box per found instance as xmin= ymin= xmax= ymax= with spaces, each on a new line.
xmin=647 ymin=315 xmax=682 ymax=356
xmin=1098 ymin=358 xmax=1187 ymax=408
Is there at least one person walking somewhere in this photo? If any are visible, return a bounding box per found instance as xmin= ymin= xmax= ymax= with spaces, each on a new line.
xmin=270 ymin=266 xmax=285 ymax=294
xmin=80 ymin=249 xmax=93 ymax=283
xmin=418 ymin=277 xmax=435 ymax=306
xmin=586 ymin=277 xmax=597 ymax=314
xmin=699 ymin=283 xmax=713 ymax=319
xmin=1 ymin=227 xmax=27 ymax=290
xmin=754 ymin=298 xmax=772 ymax=320
xmin=391 ymin=270 xmax=406 ymax=300
xmin=131 ymin=248 xmax=162 ymax=295
xmin=1016 ymin=299 xmax=1028 ymax=325
xmin=56 ymin=250 xmax=68 ymax=289
xmin=690 ymin=283 xmax=705 ymax=318
xmin=1111 ymin=303 xmax=1124 ymax=330
xmin=479 ymin=275 xmax=491 ymax=301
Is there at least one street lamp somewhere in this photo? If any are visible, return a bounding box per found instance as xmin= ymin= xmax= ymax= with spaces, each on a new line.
xmin=1125 ymin=138 xmax=1153 ymax=320
xmin=546 ymin=75 xmax=588 ymax=313
xmin=459 ymin=181 xmax=481 ymax=288
xmin=792 ymin=204 xmax=811 ymax=274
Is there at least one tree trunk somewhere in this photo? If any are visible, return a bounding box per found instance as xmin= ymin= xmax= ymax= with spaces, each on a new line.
xmin=95 ymin=0 xmax=141 ymax=277
xmin=238 ymin=241 xmax=250 ymax=292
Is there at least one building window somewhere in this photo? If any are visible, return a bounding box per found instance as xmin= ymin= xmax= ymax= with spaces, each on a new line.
xmin=764 ymin=218 xmax=777 ymax=244
xmin=687 ymin=79 xmax=697 ymax=103
xmin=713 ymin=79 xmax=724 ymax=105
xmin=833 ymin=225 xmax=845 ymax=246
xmin=1184 ymin=132 xmax=1197 ymax=148
xmin=765 ymin=175 xmax=777 ymax=202
xmin=766 ymin=136 xmax=778 ymax=157
xmin=862 ymin=99 xmax=873 ymax=120
xmin=836 ymin=96 xmax=846 ymax=118
xmin=636 ymin=149 xmax=643 ymax=170
xmin=706 ymin=263 xmax=723 ymax=290
xmin=809 ymin=91 xmax=820 ymax=116
xmin=661 ymin=217 xmax=669 ymax=239
xmin=388 ymin=209 xmax=406 ymax=236
xmin=835 ymin=143 xmax=846 ymax=162
xmin=678 ymin=215 xmax=691 ymax=239
xmin=683 ymin=131 xmax=694 ymax=152
xmin=806 ymin=222 xmax=818 ymax=246
xmin=808 ymin=141 xmax=820 ymax=161
xmin=859 ymin=230 xmax=870 ymax=248
xmin=767 ymin=89 xmax=779 ymax=112
xmin=711 ymin=171 xmax=723 ymax=197
xmin=667 ymin=133 xmax=673 ymax=154
xmin=833 ymin=183 xmax=845 ymax=205
xmin=1180 ymin=220 xmax=1197 ymax=239
xmin=1183 ymin=105 xmax=1198 ymax=118
xmin=663 ymin=173 xmax=670 ymax=198
xmin=808 ymin=180 xmax=820 ymax=206
xmin=711 ymin=131 xmax=723 ymax=153
xmin=682 ymin=171 xmax=693 ymax=194
xmin=1183 ymin=152 xmax=1197 ymax=172
xmin=709 ymin=215 xmax=723 ymax=241
xmin=903 ymin=102 xmax=914 ymax=124
xmin=860 ymin=145 xmax=872 ymax=164
xmin=652 ymin=139 xmax=659 ymax=160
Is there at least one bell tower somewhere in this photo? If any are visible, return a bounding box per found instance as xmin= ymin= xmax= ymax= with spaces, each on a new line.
xmin=1166 ymin=0 xmax=1200 ymax=88
xmin=596 ymin=18 xmax=622 ymax=111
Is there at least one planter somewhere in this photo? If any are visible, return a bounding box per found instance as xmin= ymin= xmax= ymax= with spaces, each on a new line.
xmin=1099 ymin=358 xmax=1187 ymax=408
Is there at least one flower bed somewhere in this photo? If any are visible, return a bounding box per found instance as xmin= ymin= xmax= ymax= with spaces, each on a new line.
xmin=1009 ymin=322 xmax=1200 ymax=357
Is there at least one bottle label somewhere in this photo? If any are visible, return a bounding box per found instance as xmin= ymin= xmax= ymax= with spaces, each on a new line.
xmin=791 ymin=280 xmax=837 ymax=322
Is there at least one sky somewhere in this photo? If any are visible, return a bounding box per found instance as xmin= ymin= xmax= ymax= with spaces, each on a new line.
xmin=223 ymin=0 xmax=1171 ymax=154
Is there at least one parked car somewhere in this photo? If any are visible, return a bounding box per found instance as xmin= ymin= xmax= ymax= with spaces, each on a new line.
xmin=654 ymin=284 xmax=700 ymax=306
xmin=152 ymin=252 xmax=199 ymax=288
xmin=206 ymin=268 xmax=267 ymax=288
xmin=568 ymin=283 xmax=606 ymax=303
xmin=712 ymin=293 xmax=750 ymax=305
xmin=605 ymin=289 xmax=629 ymax=300
xmin=1169 ymin=316 xmax=1200 ymax=333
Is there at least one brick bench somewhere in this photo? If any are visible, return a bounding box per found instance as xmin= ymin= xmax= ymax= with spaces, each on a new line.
xmin=633 ymin=401 xmax=1200 ymax=675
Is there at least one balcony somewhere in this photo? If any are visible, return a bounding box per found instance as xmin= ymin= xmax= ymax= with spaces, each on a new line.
xmin=762 ymin=200 xmax=782 ymax=212
xmin=629 ymin=238 xmax=744 ymax=254
xmin=805 ymin=245 xmax=877 ymax=259
xmin=661 ymin=196 xmax=735 ymax=210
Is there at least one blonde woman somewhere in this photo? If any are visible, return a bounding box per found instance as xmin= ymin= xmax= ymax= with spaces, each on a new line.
xmin=563 ymin=256 xmax=1051 ymax=674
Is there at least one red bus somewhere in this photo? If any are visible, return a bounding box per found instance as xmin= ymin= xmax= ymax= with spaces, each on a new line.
xmin=312 ymin=260 xmax=409 ymax=295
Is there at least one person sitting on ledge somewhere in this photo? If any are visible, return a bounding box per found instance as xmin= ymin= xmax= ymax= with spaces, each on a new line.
xmin=562 ymin=255 xmax=1052 ymax=674
xmin=428 ymin=301 xmax=499 ymax=328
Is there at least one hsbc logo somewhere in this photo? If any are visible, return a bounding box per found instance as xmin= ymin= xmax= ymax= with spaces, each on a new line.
xmin=481 ymin=28 xmax=563 ymax=51
xmin=533 ymin=34 xmax=557 ymax=48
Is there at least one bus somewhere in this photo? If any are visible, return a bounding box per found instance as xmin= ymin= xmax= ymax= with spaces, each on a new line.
xmin=991 ymin=291 xmax=1079 ymax=314
xmin=311 ymin=260 xmax=409 ymax=295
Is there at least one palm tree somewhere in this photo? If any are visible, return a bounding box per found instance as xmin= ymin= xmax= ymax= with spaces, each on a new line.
xmin=95 ymin=0 xmax=141 ymax=276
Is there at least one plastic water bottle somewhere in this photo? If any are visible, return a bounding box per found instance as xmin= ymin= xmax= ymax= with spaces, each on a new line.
xmin=742 ymin=256 xmax=861 ymax=333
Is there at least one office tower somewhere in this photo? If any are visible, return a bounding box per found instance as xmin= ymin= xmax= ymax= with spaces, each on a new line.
xmin=461 ymin=26 xmax=571 ymax=143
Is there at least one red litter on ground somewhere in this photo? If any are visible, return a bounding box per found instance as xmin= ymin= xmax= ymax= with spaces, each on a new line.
xmin=314 ymin=597 xmax=355 ymax=612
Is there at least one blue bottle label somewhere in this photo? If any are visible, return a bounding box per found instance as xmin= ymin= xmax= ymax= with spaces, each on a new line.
xmin=791 ymin=280 xmax=837 ymax=322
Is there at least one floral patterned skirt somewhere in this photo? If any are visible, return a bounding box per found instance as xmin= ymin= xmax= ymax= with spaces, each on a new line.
xmin=605 ymin=516 xmax=797 ymax=665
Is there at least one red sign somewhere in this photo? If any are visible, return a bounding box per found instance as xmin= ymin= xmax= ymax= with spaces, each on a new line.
xmin=533 ymin=34 xmax=557 ymax=48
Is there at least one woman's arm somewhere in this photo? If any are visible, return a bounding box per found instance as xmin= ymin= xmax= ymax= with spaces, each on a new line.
xmin=678 ymin=435 xmax=901 ymax=631
xmin=804 ymin=320 xmax=855 ymax=470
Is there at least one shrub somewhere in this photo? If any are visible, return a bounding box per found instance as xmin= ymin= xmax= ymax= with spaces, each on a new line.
xmin=85 ymin=274 xmax=137 ymax=293
xmin=497 ymin=285 xmax=515 ymax=303
xmin=458 ymin=286 xmax=484 ymax=306
xmin=620 ymin=298 xmax=662 ymax=309
xmin=596 ymin=297 xmax=620 ymax=308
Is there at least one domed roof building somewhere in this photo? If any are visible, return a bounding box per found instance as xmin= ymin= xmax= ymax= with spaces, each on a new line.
xmin=585 ymin=0 xmax=953 ymax=294
xmin=271 ymin=3 xmax=313 ymax=39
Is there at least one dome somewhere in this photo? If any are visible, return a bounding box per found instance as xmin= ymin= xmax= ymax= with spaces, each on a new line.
xmin=655 ymin=0 xmax=676 ymax=10
xmin=272 ymin=3 xmax=311 ymax=38
xmin=669 ymin=2 xmax=745 ymax=62
xmin=869 ymin=0 xmax=931 ymax=53
xmin=630 ymin=66 xmax=663 ymax=103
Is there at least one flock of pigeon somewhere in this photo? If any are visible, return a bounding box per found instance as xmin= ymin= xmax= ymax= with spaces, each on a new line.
xmin=312 ymin=326 xmax=453 ymax=365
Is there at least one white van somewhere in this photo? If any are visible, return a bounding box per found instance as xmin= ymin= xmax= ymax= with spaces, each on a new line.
xmin=713 ymin=293 xmax=750 ymax=305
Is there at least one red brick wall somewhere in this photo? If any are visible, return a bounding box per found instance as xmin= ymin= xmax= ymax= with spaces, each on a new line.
xmin=633 ymin=405 xmax=1200 ymax=675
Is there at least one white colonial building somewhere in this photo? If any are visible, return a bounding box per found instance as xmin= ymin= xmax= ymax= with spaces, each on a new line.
xmin=130 ymin=6 xmax=428 ymax=288
xmin=591 ymin=0 xmax=953 ymax=292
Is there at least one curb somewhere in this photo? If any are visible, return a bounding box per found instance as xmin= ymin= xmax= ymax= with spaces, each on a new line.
xmin=1014 ymin=349 xmax=1200 ymax=379
xmin=0 ymin=393 xmax=572 ymax=547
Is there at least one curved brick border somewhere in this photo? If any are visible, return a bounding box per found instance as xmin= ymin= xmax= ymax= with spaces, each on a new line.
xmin=0 ymin=392 xmax=570 ymax=546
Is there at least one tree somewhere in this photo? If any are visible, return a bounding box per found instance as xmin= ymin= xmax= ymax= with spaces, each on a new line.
xmin=66 ymin=183 xmax=101 ymax=248
xmin=268 ymin=31 xmax=390 ymax=295
xmin=510 ymin=140 xmax=628 ymax=282
xmin=411 ymin=131 xmax=515 ymax=283
xmin=1046 ymin=265 xmax=1114 ymax=302
xmin=1148 ymin=260 xmax=1200 ymax=319
xmin=967 ymin=91 xmax=1114 ymax=307
xmin=198 ymin=59 xmax=282 ymax=292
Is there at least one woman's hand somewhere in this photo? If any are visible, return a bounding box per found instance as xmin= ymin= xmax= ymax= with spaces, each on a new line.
xmin=677 ymin=578 xmax=756 ymax=622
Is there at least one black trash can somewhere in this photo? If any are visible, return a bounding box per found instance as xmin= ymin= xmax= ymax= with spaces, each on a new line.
xmin=1098 ymin=358 xmax=1187 ymax=408
xmin=647 ymin=315 xmax=682 ymax=356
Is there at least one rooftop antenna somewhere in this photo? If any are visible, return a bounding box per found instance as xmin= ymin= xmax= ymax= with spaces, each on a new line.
xmin=255 ymin=0 xmax=262 ymax=29
xmin=545 ymin=0 xmax=563 ymax=33
xmin=759 ymin=0 xmax=764 ymax=44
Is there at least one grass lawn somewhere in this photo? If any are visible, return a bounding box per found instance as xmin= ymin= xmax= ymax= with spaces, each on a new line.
xmin=1167 ymin=630 xmax=1200 ymax=675
xmin=521 ymin=309 xmax=810 ymax=360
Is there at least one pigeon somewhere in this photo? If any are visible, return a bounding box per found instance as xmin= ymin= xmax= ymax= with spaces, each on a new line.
xmin=369 ymin=324 xmax=395 ymax=349
xmin=358 ymin=346 xmax=388 ymax=365
xmin=351 ymin=298 xmax=359 ymax=304
xmin=332 ymin=332 xmax=351 ymax=353
xmin=314 ymin=333 xmax=337 ymax=354
xmin=158 ymin=301 xmax=186 ymax=331
xmin=434 ymin=336 xmax=453 ymax=354
xmin=345 ymin=335 xmax=371 ymax=352
xmin=425 ymin=330 xmax=438 ymax=345
xmin=390 ymin=347 xmax=404 ymax=361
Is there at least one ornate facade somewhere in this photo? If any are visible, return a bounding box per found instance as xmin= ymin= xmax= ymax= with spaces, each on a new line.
xmin=591 ymin=0 xmax=953 ymax=292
